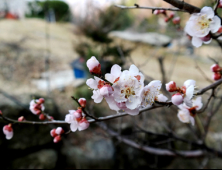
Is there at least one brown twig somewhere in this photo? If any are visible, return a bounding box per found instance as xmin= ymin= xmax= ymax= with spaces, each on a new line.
xmin=115 ymin=4 xmax=184 ymax=12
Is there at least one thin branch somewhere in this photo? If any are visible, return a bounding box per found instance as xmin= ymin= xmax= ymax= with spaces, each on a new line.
xmin=195 ymin=62 xmax=214 ymax=84
xmin=196 ymin=79 xmax=222 ymax=95
xmin=197 ymin=89 xmax=215 ymax=114
xmin=115 ymin=4 xmax=185 ymax=12
xmin=214 ymin=0 xmax=220 ymax=14
xmin=163 ymin=0 xmax=201 ymax=14
xmin=99 ymin=122 xmax=205 ymax=158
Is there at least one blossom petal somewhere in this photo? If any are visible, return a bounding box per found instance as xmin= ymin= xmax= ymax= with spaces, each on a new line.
xmin=105 ymin=96 xmax=120 ymax=111
xmin=177 ymin=110 xmax=190 ymax=123
xmin=78 ymin=121 xmax=90 ymax=131
xmin=129 ymin=65 xmax=139 ymax=75
xmin=125 ymin=108 xmax=140 ymax=116
xmin=186 ymin=85 xmax=195 ymax=100
xmin=157 ymin=94 xmax=168 ymax=102
xmin=210 ymin=16 xmax=221 ymax=33
xmin=111 ymin=64 xmax=122 ymax=77
xmin=70 ymin=122 xmax=78 ymax=132
xmin=126 ymin=96 xmax=141 ymax=110
xmin=193 ymin=97 xmax=203 ymax=111
xmin=6 ymin=132 xmax=13 ymax=140
xmin=201 ymin=6 xmax=214 ymax=19
xmin=192 ymin=37 xmax=203 ymax=48
xmin=86 ymin=78 xmax=98 ymax=89
xmin=190 ymin=117 xmax=195 ymax=126
xmin=92 ymin=90 xmax=103 ymax=103
xmin=105 ymin=73 xmax=115 ymax=83
xmin=184 ymin=80 xmax=196 ymax=88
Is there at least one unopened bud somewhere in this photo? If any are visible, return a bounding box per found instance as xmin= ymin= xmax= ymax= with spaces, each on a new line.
xmin=169 ymin=12 xmax=175 ymax=19
xmin=39 ymin=114 xmax=46 ymax=121
xmin=86 ymin=56 xmax=101 ymax=75
xmin=78 ymin=98 xmax=87 ymax=108
xmin=173 ymin=17 xmax=181 ymax=25
xmin=166 ymin=81 xmax=177 ymax=92
xmin=55 ymin=127 xmax=64 ymax=135
xmin=218 ymin=0 xmax=222 ymax=8
xmin=38 ymin=98 xmax=45 ymax=104
xmin=50 ymin=129 xmax=57 ymax=138
xmin=165 ymin=17 xmax=170 ymax=23
xmin=211 ymin=64 xmax=221 ymax=72
xmin=18 ymin=116 xmax=25 ymax=122
xmin=172 ymin=93 xmax=184 ymax=106
xmin=213 ymin=72 xmax=222 ymax=81
xmin=54 ymin=135 xmax=62 ymax=143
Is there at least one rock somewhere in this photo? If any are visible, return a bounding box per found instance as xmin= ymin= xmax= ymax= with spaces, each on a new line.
xmin=11 ymin=149 xmax=58 ymax=169
xmin=62 ymin=138 xmax=115 ymax=169
xmin=109 ymin=31 xmax=171 ymax=47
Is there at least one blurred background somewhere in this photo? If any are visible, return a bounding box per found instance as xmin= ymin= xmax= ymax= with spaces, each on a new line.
xmin=0 ymin=0 xmax=222 ymax=169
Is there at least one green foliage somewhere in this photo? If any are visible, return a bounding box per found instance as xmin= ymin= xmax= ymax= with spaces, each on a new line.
xmin=26 ymin=0 xmax=70 ymax=22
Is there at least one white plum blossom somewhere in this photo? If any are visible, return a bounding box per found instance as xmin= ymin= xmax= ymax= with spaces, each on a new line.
xmin=185 ymin=7 xmax=221 ymax=47
xmin=141 ymin=80 xmax=168 ymax=107
xmin=65 ymin=110 xmax=89 ymax=132
xmin=112 ymin=65 xmax=144 ymax=115
xmin=177 ymin=97 xmax=203 ymax=126
xmin=3 ymin=125 xmax=13 ymax=140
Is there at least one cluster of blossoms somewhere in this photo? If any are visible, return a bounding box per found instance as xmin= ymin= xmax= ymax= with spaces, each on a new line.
xmin=50 ymin=127 xmax=64 ymax=143
xmin=211 ymin=64 xmax=222 ymax=81
xmin=185 ymin=7 xmax=221 ymax=48
xmin=154 ymin=10 xmax=181 ymax=25
xmin=29 ymin=98 xmax=47 ymax=120
xmin=86 ymin=56 xmax=169 ymax=115
xmin=166 ymin=80 xmax=196 ymax=107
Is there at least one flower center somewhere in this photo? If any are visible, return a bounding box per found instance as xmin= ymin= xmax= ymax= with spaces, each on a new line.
xmin=198 ymin=15 xmax=212 ymax=30
xmin=121 ymin=87 xmax=135 ymax=99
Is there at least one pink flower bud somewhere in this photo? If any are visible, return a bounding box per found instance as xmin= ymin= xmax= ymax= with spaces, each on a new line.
xmin=200 ymin=34 xmax=211 ymax=42
xmin=213 ymin=72 xmax=222 ymax=81
xmin=74 ymin=109 xmax=82 ymax=119
xmin=218 ymin=26 xmax=222 ymax=34
xmin=38 ymin=98 xmax=45 ymax=104
xmin=173 ymin=17 xmax=181 ymax=25
xmin=50 ymin=129 xmax=57 ymax=138
xmin=18 ymin=116 xmax=25 ymax=122
xmin=172 ymin=93 xmax=184 ymax=106
xmin=55 ymin=127 xmax=64 ymax=135
xmin=160 ymin=10 xmax=166 ymax=14
xmin=165 ymin=17 xmax=170 ymax=23
xmin=169 ymin=12 xmax=175 ymax=19
xmin=3 ymin=124 xmax=13 ymax=140
xmin=78 ymin=118 xmax=90 ymax=131
xmin=54 ymin=135 xmax=62 ymax=143
xmin=211 ymin=64 xmax=221 ymax=72
xmin=154 ymin=10 xmax=160 ymax=15
xmin=39 ymin=114 xmax=46 ymax=121
xmin=166 ymin=81 xmax=177 ymax=92
xmin=218 ymin=0 xmax=222 ymax=8
xmin=100 ymin=85 xmax=113 ymax=96
xmin=78 ymin=98 xmax=87 ymax=108
xmin=86 ymin=56 xmax=101 ymax=75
